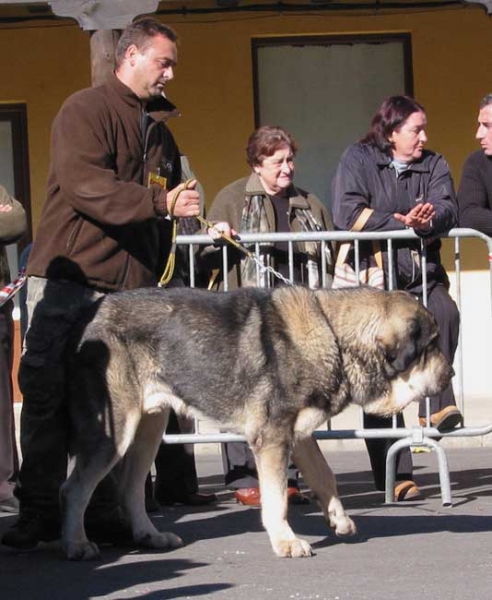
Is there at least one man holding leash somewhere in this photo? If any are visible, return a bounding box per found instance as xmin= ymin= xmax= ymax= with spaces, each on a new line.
xmin=2 ymin=17 xmax=201 ymax=550
xmin=458 ymin=93 xmax=492 ymax=231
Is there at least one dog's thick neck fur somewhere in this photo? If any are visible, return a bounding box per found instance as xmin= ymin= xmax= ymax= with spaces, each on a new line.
xmin=273 ymin=286 xmax=392 ymax=414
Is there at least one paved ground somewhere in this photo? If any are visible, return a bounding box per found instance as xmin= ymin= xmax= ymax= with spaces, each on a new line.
xmin=1 ymin=446 xmax=492 ymax=600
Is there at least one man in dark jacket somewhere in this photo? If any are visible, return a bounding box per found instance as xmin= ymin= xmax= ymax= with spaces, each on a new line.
xmin=2 ymin=17 xmax=200 ymax=550
xmin=458 ymin=93 xmax=492 ymax=232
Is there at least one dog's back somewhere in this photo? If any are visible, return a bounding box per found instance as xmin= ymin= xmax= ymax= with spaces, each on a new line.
xmin=67 ymin=286 xmax=340 ymax=428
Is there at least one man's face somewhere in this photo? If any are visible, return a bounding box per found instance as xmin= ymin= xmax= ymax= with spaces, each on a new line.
xmin=126 ymin=34 xmax=177 ymax=100
xmin=476 ymin=105 xmax=492 ymax=156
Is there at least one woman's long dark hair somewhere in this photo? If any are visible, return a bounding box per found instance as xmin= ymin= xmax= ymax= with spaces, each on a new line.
xmin=361 ymin=95 xmax=426 ymax=154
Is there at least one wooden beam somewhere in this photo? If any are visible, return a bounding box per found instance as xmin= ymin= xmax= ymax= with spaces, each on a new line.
xmin=90 ymin=29 xmax=120 ymax=87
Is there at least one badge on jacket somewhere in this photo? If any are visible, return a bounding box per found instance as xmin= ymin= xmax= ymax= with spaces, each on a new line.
xmin=148 ymin=170 xmax=167 ymax=190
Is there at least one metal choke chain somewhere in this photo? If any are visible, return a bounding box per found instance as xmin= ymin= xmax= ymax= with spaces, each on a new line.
xmin=196 ymin=215 xmax=293 ymax=287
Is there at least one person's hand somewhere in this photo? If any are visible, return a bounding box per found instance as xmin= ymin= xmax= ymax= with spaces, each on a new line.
xmin=165 ymin=180 xmax=200 ymax=217
xmin=207 ymin=221 xmax=236 ymax=240
xmin=394 ymin=202 xmax=435 ymax=230
xmin=0 ymin=204 xmax=13 ymax=213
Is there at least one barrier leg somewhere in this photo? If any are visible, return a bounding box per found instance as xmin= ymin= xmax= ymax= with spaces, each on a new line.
xmin=384 ymin=438 xmax=410 ymax=504
xmin=384 ymin=436 xmax=452 ymax=506
xmin=422 ymin=437 xmax=453 ymax=507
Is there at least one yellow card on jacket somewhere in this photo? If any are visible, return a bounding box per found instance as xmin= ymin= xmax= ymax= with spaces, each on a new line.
xmin=148 ymin=171 xmax=167 ymax=189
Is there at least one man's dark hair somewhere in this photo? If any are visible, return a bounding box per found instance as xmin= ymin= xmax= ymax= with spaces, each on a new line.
xmin=361 ymin=95 xmax=426 ymax=154
xmin=115 ymin=17 xmax=178 ymax=67
xmin=479 ymin=94 xmax=492 ymax=110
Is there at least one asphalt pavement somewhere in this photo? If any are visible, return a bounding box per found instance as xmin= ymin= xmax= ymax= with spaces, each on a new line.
xmin=1 ymin=446 xmax=492 ymax=600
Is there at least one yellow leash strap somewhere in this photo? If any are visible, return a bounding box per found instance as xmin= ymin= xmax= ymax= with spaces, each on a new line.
xmin=196 ymin=215 xmax=261 ymax=291
xmin=159 ymin=183 xmax=258 ymax=288
xmin=196 ymin=215 xmax=255 ymax=260
xmin=159 ymin=179 xmax=195 ymax=287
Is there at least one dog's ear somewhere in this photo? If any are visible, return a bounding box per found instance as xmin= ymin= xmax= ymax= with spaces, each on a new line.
xmin=377 ymin=308 xmax=439 ymax=375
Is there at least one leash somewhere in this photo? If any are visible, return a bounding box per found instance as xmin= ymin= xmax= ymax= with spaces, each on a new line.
xmin=196 ymin=215 xmax=293 ymax=288
xmin=159 ymin=179 xmax=195 ymax=287
xmin=159 ymin=180 xmax=292 ymax=287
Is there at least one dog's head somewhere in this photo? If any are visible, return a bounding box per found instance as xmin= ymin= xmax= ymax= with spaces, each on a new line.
xmin=363 ymin=290 xmax=454 ymax=415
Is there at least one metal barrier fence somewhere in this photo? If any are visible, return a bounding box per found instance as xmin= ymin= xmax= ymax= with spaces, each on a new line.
xmin=162 ymin=227 xmax=492 ymax=505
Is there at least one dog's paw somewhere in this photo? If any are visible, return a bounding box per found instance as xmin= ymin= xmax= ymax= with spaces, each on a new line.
xmin=136 ymin=531 xmax=184 ymax=551
xmin=63 ymin=541 xmax=101 ymax=561
xmin=273 ymin=537 xmax=314 ymax=558
xmin=328 ymin=512 xmax=357 ymax=537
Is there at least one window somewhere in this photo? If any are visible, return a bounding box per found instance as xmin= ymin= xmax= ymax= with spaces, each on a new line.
xmin=252 ymin=34 xmax=413 ymax=208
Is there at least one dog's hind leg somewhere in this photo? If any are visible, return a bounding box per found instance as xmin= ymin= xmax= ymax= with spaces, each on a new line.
xmin=119 ymin=410 xmax=183 ymax=552
xmin=292 ymin=436 xmax=356 ymax=537
xmin=255 ymin=442 xmax=313 ymax=558
xmin=61 ymin=440 xmax=125 ymax=561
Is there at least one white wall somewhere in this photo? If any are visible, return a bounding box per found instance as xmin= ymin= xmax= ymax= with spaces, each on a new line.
xmin=448 ymin=269 xmax=492 ymax=404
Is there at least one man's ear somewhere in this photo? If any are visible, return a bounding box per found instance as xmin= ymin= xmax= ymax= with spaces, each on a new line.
xmin=125 ymin=44 xmax=139 ymax=66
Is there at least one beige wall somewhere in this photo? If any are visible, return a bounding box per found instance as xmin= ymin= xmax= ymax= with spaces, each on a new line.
xmin=0 ymin=6 xmax=490 ymax=232
xmin=2 ymin=5 xmax=492 ymax=400
xmin=1 ymin=25 xmax=90 ymax=225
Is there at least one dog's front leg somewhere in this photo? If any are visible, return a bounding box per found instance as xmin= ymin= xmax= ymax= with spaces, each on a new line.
xmin=292 ymin=436 xmax=356 ymax=537
xmin=255 ymin=443 xmax=313 ymax=558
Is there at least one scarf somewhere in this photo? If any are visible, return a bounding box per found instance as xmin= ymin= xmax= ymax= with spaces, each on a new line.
xmin=239 ymin=192 xmax=332 ymax=289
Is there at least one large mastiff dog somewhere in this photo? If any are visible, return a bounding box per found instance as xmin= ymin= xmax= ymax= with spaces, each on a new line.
xmin=61 ymin=285 xmax=453 ymax=560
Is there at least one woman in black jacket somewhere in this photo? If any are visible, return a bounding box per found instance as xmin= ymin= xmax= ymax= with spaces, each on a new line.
xmin=332 ymin=95 xmax=461 ymax=501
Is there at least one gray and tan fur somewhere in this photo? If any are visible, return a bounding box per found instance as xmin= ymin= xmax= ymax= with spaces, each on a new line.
xmin=61 ymin=285 xmax=453 ymax=560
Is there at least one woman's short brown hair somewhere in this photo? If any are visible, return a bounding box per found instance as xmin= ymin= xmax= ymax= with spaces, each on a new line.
xmin=246 ymin=126 xmax=298 ymax=167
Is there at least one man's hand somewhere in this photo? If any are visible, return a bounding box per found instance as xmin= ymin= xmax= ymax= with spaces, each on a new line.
xmin=0 ymin=204 xmax=13 ymax=213
xmin=207 ymin=221 xmax=236 ymax=240
xmin=394 ymin=201 xmax=435 ymax=230
xmin=166 ymin=179 xmax=200 ymax=217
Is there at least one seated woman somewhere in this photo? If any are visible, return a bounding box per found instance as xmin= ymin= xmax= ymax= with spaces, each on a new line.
xmin=202 ymin=125 xmax=334 ymax=505
xmin=332 ymin=95 xmax=462 ymax=501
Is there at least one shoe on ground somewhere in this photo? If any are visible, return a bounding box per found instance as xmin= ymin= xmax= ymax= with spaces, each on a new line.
xmin=156 ymin=491 xmax=218 ymax=507
xmin=419 ymin=405 xmax=463 ymax=432
xmin=234 ymin=487 xmax=309 ymax=506
xmin=287 ymin=487 xmax=310 ymax=505
xmin=394 ymin=480 xmax=422 ymax=502
xmin=234 ymin=487 xmax=261 ymax=506
xmin=1 ymin=511 xmax=60 ymax=550
xmin=0 ymin=496 xmax=19 ymax=514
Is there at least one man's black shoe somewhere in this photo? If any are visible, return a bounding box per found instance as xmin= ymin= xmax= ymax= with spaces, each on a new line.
xmin=1 ymin=511 xmax=60 ymax=550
